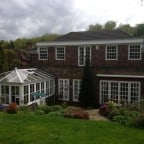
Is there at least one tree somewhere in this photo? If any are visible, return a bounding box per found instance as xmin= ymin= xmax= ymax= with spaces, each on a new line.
xmin=104 ymin=21 xmax=116 ymax=30
xmin=88 ymin=23 xmax=103 ymax=31
xmin=79 ymin=57 xmax=96 ymax=107
xmin=4 ymin=49 xmax=20 ymax=71
xmin=0 ymin=46 xmax=6 ymax=73
xmin=119 ymin=24 xmax=135 ymax=36
xmin=134 ymin=24 xmax=144 ymax=37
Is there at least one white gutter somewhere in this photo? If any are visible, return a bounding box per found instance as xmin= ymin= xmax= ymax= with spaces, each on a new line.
xmin=97 ymin=74 xmax=144 ymax=78
xmin=36 ymin=38 xmax=143 ymax=47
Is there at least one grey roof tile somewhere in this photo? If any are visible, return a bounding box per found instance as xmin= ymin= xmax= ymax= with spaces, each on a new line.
xmin=54 ymin=29 xmax=133 ymax=41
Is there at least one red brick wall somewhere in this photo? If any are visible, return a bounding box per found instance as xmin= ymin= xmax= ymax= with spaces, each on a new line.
xmin=30 ymin=44 xmax=143 ymax=69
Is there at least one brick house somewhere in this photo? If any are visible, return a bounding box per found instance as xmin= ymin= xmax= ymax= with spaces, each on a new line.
xmin=28 ymin=29 xmax=144 ymax=105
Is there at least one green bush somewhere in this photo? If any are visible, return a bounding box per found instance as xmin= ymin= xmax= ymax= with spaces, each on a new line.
xmin=48 ymin=105 xmax=62 ymax=112
xmin=108 ymin=107 xmax=121 ymax=119
xmin=113 ymin=110 xmax=139 ymax=125
xmin=36 ymin=105 xmax=49 ymax=114
xmin=61 ymin=102 xmax=68 ymax=108
xmin=34 ymin=109 xmax=45 ymax=115
xmin=132 ymin=113 xmax=144 ymax=128
xmin=47 ymin=110 xmax=65 ymax=117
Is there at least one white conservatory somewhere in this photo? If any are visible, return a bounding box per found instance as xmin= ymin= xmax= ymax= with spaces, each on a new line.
xmin=0 ymin=68 xmax=55 ymax=106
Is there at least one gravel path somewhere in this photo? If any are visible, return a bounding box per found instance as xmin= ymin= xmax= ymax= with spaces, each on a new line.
xmin=86 ymin=109 xmax=108 ymax=121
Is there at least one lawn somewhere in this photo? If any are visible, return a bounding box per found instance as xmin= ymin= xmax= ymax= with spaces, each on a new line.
xmin=0 ymin=113 xmax=144 ymax=144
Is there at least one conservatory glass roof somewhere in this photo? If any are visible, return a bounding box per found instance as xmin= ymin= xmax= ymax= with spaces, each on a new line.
xmin=0 ymin=68 xmax=53 ymax=84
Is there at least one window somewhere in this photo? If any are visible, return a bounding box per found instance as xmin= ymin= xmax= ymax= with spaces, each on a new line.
xmin=1 ymin=85 xmax=9 ymax=104
xmin=106 ymin=45 xmax=118 ymax=60
xmin=58 ymin=79 xmax=69 ymax=101
xmin=56 ymin=47 xmax=65 ymax=60
xmin=128 ymin=45 xmax=141 ymax=60
xmin=39 ymin=47 xmax=48 ymax=60
xmin=78 ymin=46 xmax=91 ymax=66
xmin=41 ymin=82 xmax=45 ymax=93
xmin=11 ymin=86 xmax=19 ymax=105
xmin=24 ymin=85 xmax=29 ymax=104
xmin=100 ymin=81 xmax=140 ymax=104
xmin=73 ymin=79 xmax=81 ymax=102
xmin=30 ymin=84 xmax=34 ymax=101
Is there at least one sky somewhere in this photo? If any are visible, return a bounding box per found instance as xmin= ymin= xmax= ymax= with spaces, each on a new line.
xmin=0 ymin=0 xmax=144 ymax=40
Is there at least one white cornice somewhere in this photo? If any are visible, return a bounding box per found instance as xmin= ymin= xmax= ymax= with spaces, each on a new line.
xmin=97 ymin=74 xmax=144 ymax=78
xmin=36 ymin=38 xmax=143 ymax=47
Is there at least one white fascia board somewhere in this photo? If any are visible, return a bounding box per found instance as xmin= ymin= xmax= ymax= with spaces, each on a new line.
xmin=97 ymin=74 xmax=144 ymax=78
xmin=36 ymin=38 xmax=143 ymax=47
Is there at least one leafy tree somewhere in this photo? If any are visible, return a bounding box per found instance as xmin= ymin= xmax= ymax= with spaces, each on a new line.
xmin=0 ymin=46 xmax=6 ymax=73
xmin=79 ymin=57 xmax=96 ymax=107
xmin=4 ymin=49 xmax=20 ymax=71
xmin=88 ymin=23 xmax=103 ymax=31
xmin=119 ymin=24 xmax=135 ymax=36
xmin=104 ymin=21 xmax=116 ymax=30
xmin=134 ymin=24 xmax=144 ymax=37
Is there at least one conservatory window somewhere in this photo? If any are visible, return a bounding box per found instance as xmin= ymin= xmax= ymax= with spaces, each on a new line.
xmin=46 ymin=80 xmax=50 ymax=96
xmin=11 ymin=86 xmax=19 ymax=105
xmin=30 ymin=84 xmax=34 ymax=101
xmin=24 ymin=85 xmax=29 ymax=104
xmin=1 ymin=85 xmax=9 ymax=104
xmin=73 ymin=79 xmax=81 ymax=102
xmin=41 ymin=82 xmax=45 ymax=93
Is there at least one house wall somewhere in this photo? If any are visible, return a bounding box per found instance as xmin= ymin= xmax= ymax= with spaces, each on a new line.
xmin=27 ymin=44 xmax=144 ymax=105
xmin=30 ymin=44 xmax=144 ymax=69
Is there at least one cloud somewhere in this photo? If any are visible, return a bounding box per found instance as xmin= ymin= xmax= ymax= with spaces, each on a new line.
xmin=0 ymin=0 xmax=77 ymax=40
xmin=0 ymin=0 xmax=144 ymax=40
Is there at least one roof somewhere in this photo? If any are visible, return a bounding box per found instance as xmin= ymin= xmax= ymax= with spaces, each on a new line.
xmin=0 ymin=68 xmax=53 ymax=84
xmin=36 ymin=29 xmax=143 ymax=46
xmin=54 ymin=29 xmax=133 ymax=41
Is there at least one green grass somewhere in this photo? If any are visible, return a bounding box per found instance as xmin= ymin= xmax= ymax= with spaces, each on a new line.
xmin=0 ymin=113 xmax=144 ymax=144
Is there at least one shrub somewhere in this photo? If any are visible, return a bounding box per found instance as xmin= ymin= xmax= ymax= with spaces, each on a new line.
xmin=99 ymin=103 xmax=111 ymax=117
xmin=61 ymin=102 xmax=68 ymax=108
xmin=6 ymin=103 xmax=18 ymax=114
xmin=64 ymin=107 xmax=89 ymax=120
xmin=49 ymin=105 xmax=62 ymax=112
xmin=113 ymin=110 xmax=139 ymax=125
xmin=132 ymin=113 xmax=144 ymax=128
xmin=47 ymin=109 xmax=65 ymax=117
xmin=34 ymin=109 xmax=45 ymax=115
xmin=36 ymin=105 xmax=49 ymax=114
xmin=108 ymin=107 xmax=121 ymax=119
xmin=0 ymin=105 xmax=5 ymax=112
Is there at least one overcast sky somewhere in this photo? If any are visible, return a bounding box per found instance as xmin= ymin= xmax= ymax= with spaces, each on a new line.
xmin=0 ymin=0 xmax=144 ymax=40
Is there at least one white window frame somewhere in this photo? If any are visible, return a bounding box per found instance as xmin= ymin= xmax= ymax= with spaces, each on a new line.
xmin=58 ymin=79 xmax=69 ymax=101
xmin=78 ymin=46 xmax=91 ymax=66
xmin=73 ymin=79 xmax=81 ymax=102
xmin=55 ymin=47 xmax=65 ymax=60
xmin=38 ymin=47 xmax=48 ymax=60
xmin=128 ymin=44 xmax=142 ymax=60
xmin=105 ymin=45 xmax=118 ymax=60
xmin=100 ymin=80 xmax=141 ymax=104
